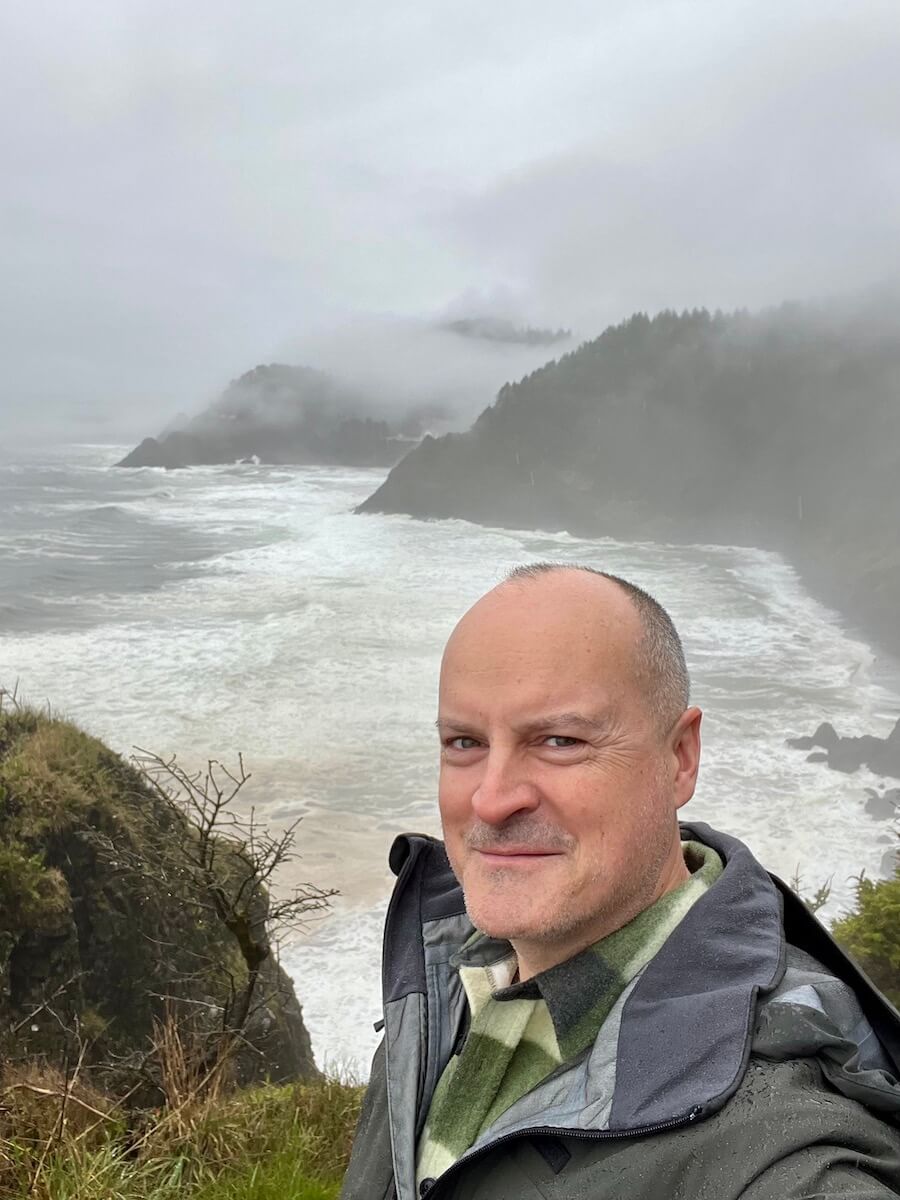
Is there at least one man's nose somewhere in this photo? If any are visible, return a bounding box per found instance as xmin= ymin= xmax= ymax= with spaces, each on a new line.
xmin=470 ymin=749 xmax=540 ymax=826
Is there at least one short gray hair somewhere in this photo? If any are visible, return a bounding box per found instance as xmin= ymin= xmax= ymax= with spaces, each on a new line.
xmin=504 ymin=563 xmax=690 ymax=731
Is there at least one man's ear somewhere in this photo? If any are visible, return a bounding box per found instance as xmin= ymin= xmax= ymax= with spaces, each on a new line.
xmin=671 ymin=707 xmax=702 ymax=809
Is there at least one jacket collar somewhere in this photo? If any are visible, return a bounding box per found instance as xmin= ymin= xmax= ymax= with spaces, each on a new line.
xmin=449 ymin=840 xmax=724 ymax=1064
xmin=608 ymin=820 xmax=785 ymax=1126
xmin=384 ymin=822 xmax=787 ymax=1128
xmin=383 ymin=822 xmax=900 ymax=1149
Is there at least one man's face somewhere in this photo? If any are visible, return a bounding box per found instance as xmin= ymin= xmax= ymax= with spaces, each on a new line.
xmin=437 ymin=573 xmax=700 ymax=976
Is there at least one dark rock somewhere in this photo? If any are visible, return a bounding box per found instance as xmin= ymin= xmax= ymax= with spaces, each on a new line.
xmin=0 ymin=707 xmax=319 ymax=1086
xmin=790 ymin=736 xmax=816 ymax=750
xmin=788 ymin=722 xmax=840 ymax=752
xmin=864 ymin=788 xmax=900 ymax=820
xmin=789 ymin=722 xmax=900 ymax=779
xmin=118 ymin=435 xmax=194 ymax=469
xmin=829 ymin=735 xmax=887 ymax=774
xmin=871 ymin=722 xmax=900 ymax=777
xmin=237 ymin=958 xmax=317 ymax=1087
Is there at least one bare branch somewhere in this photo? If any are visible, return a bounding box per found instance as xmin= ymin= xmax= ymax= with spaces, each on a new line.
xmin=11 ymin=972 xmax=86 ymax=1036
xmin=123 ymin=745 xmax=336 ymax=1091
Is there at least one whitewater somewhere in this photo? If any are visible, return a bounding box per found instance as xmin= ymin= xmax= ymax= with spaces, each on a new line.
xmin=2 ymin=443 xmax=899 ymax=1075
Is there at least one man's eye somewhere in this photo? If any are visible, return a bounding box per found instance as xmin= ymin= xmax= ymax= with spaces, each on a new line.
xmin=545 ymin=736 xmax=581 ymax=748
xmin=448 ymin=737 xmax=480 ymax=751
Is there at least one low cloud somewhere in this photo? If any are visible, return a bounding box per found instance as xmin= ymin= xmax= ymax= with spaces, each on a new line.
xmin=2 ymin=0 xmax=900 ymax=438
xmin=283 ymin=312 xmax=574 ymax=429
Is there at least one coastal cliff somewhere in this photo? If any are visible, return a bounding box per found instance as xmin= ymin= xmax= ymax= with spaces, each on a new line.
xmin=358 ymin=302 xmax=900 ymax=660
xmin=118 ymin=363 xmax=437 ymax=470
xmin=0 ymin=702 xmax=319 ymax=1086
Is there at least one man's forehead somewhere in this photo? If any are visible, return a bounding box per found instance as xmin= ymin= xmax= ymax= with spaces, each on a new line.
xmin=438 ymin=650 xmax=622 ymax=717
xmin=439 ymin=641 xmax=628 ymax=727
xmin=442 ymin=574 xmax=640 ymax=668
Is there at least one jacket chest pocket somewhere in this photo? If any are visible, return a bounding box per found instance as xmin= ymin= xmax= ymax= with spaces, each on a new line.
xmin=437 ymin=1140 xmax=565 ymax=1200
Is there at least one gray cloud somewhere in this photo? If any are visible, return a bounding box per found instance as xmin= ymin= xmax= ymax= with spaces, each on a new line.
xmin=2 ymin=0 xmax=899 ymax=438
xmin=447 ymin=0 xmax=900 ymax=327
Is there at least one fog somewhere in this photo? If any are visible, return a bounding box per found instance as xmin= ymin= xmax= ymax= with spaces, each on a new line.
xmin=2 ymin=0 xmax=900 ymax=441
xmin=282 ymin=312 xmax=574 ymax=430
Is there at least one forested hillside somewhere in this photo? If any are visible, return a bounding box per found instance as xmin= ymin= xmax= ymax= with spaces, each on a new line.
xmin=359 ymin=301 xmax=900 ymax=657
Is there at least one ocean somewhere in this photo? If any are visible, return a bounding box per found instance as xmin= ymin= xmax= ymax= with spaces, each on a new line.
xmin=2 ymin=442 xmax=899 ymax=1074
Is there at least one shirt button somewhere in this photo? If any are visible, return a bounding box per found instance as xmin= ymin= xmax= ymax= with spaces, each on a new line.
xmin=420 ymin=1179 xmax=436 ymax=1196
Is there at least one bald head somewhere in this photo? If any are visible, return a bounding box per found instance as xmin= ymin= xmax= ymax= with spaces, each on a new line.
xmin=448 ymin=564 xmax=689 ymax=735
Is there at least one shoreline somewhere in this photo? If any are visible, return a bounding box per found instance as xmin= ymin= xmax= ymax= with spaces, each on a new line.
xmin=363 ymin=496 xmax=900 ymax=723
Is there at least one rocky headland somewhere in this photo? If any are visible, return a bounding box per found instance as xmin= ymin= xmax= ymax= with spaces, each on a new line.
xmin=0 ymin=701 xmax=319 ymax=1089
xmin=358 ymin=300 xmax=900 ymax=665
xmin=118 ymin=363 xmax=441 ymax=470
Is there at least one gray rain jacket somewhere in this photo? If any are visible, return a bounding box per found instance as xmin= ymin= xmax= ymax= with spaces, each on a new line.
xmin=340 ymin=822 xmax=900 ymax=1199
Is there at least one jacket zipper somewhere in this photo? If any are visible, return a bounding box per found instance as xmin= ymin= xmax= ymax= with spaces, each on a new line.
xmin=421 ymin=1107 xmax=705 ymax=1198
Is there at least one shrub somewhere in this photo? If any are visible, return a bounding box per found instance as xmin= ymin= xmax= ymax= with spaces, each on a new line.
xmin=832 ymin=861 xmax=900 ymax=1008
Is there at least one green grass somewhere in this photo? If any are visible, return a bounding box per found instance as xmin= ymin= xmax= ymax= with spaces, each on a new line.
xmin=0 ymin=1072 xmax=362 ymax=1200
xmin=190 ymin=1149 xmax=343 ymax=1200
xmin=1 ymin=1147 xmax=344 ymax=1200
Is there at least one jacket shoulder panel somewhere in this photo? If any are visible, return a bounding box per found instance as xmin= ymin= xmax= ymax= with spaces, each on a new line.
xmin=440 ymin=1058 xmax=900 ymax=1200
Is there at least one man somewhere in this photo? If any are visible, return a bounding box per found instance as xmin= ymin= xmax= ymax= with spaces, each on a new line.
xmin=341 ymin=564 xmax=900 ymax=1200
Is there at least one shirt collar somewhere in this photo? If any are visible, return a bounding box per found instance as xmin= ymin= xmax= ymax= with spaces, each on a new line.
xmin=450 ymin=840 xmax=724 ymax=1049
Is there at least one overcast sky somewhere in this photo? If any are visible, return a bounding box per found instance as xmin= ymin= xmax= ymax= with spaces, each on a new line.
xmin=3 ymin=0 xmax=900 ymax=439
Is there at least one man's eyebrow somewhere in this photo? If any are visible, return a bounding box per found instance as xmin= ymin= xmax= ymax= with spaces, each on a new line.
xmin=434 ymin=712 xmax=613 ymax=736
xmin=435 ymin=717 xmax=477 ymax=734
xmin=514 ymin=712 xmax=613 ymax=736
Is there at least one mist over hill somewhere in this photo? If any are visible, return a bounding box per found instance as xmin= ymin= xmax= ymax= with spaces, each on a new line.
xmin=118 ymin=363 xmax=446 ymax=469
xmin=117 ymin=312 xmax=573 ymax=469
xmin=359 ymin=298 xmax=900 ymax=659
xmin=438 ymin=317 xmax=572 ymax=347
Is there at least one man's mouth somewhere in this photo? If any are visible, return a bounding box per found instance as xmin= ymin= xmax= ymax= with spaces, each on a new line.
xmin=475 ymin=847 xmax=564 ymax=866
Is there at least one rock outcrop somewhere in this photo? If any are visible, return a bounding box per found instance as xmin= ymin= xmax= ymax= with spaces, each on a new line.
xmin=787 ymin=719 xmax=900 ymax=779
xmin=0 ymin=704 xmax=319 ymax=1086
xmin=864 ymin=788 xmax=900 ymax=821
xmin=118 ymin=363 xmax=437 ymax=470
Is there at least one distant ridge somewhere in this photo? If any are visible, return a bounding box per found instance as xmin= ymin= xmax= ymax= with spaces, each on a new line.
xmin=439 ymin=316 xmax=572 ymax=347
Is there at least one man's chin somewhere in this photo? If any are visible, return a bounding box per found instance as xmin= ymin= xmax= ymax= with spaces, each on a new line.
xmin=470 ymin=917 xmax=527 ymax=942
xmin=464 ymin=899 xmax=544 ymax=943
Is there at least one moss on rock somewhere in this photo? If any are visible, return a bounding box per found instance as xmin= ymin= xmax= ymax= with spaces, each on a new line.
xmin=0 ymin=705 xmax=318 ymax=1086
